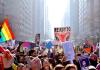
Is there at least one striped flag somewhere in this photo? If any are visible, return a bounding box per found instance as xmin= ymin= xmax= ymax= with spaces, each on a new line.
xmin=0 ymin=18 xmax=14 ymax=42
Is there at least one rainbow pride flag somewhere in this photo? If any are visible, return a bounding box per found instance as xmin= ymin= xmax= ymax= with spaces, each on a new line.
xmin=0 ymin=18 xmax=14 ymax=42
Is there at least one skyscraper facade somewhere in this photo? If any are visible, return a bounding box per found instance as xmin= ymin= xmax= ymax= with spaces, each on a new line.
xmin=0 ymin=0 xmax=50 ymax=42
xmin=70 ymin=0 xmax=79 ymax=44
xmin=79 ymin=0 xmax=100 ymax=43
xmin=70 ymin=0 xmax=100 ymax=44
xmin=79 ymin=0 xmax=92 ymax=40
xmin=33 ymin=0 xmax=45 ymax=42
xmin=0 ymin=0 xmax=34 ymax=42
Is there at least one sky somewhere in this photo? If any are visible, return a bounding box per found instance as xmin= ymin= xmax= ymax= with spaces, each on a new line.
xmin=47 ymin=0 xmax=70 ymax=39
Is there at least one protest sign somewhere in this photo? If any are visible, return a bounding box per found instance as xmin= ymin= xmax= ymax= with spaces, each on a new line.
xmin=46 ymin=41 xmax=53 ymax=49
xmin=54 ymin=27 xmax=71 ymax=42
xmin=78 ymin=56 xmax=89 ymax=68
xmin=62 ymin=41 xmax=75 ymax=63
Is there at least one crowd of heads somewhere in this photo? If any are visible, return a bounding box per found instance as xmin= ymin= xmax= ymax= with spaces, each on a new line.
xmin=0 ymin=40 xmax=100 ymax=70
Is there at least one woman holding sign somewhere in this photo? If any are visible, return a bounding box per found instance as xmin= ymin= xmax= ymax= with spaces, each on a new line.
xmin=62 ymin=41 xmax=75 ymax=64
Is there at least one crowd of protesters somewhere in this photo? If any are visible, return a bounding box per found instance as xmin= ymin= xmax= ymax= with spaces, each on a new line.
xmin=0 ymin=40 xmax=100 ymax=70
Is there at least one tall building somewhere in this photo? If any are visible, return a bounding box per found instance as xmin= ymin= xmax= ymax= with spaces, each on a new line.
xmin=70 ymin=0 xmax=79 ymax=44
xmin=33 ymin=0 xmax=45 ymax=42
xmin=93 ymin=0 xmax=100 ymax=41
xmin=0 ymin=0 xmax=4 ymax=22
xmin=0 ymin=0 xmax=34 ymax=42
xmin=0 ymin=0 xmax=51 ymax=42
xmin=70 ymin=0 xmax=100 ymax=44
xmin=79 ymin=0 xmax=92 ymax=40
xmin=64 ymin=0 xmax=70 ymax=27
xmin=78 ymin=0 xmax=100 ymax=43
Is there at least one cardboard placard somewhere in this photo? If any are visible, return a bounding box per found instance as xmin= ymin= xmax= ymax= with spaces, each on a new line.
xmin=79 ymin=56 xmax=89 ymax=67
xmin=54 ymin=27 xmax=71 ymax=42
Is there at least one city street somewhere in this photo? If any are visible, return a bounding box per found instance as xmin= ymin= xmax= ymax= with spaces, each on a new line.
xmin=0 ymin=0 xmax=100 ymax=70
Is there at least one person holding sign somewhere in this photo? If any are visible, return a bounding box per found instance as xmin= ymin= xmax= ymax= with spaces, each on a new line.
xmin=62 ymin=41 xmax=75 ymax=63
xmin=78 ymin=56 xmax=89 ymax=70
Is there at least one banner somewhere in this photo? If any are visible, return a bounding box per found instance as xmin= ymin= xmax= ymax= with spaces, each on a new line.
xmin=54 ymin=27 xmax=71 ymax=42
xmin=15 ymin=40 xmax=36 ymax=53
